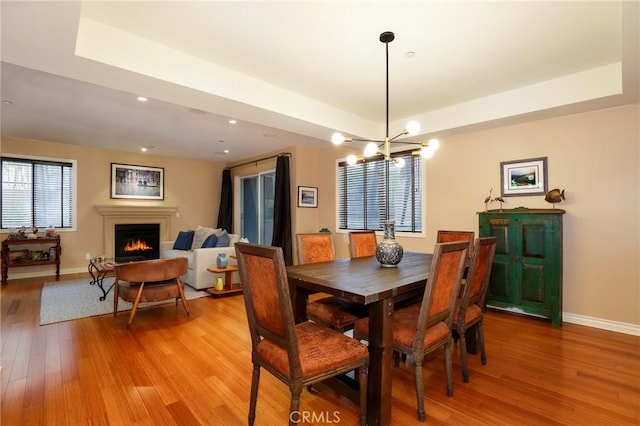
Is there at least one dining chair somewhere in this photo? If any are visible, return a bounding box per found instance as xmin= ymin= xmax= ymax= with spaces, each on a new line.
xmin=297 ymin=233 xmax=366 ymax=332
xmin=234 ymin=242 xmax=369 ymax=426
xmin=453 ymin=237 xmax=497 ymax=382
xmin=348 ymin=230 xmax=378 ymax=258
xmin=353 ymin=241 xmax=468 ymax=422
xmin=436 ymin=230 xmax=475 ymax=265
xmin=113 ymin=257 xmax=190 ymax=329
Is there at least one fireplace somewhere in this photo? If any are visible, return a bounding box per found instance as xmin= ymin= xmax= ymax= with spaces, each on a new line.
xmin=114 ymin=223 xmax=160 ymax=262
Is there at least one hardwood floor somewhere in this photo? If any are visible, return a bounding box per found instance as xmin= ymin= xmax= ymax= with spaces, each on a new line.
xmin=2 ymin=273 xmax=639 ymax=425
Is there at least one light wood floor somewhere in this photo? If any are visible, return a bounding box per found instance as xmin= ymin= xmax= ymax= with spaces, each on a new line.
xmin=2 ymin=273 xmax=639 ymax=425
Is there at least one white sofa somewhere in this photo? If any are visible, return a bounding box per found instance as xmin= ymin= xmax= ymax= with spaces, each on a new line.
xmin=161 ymin=233 xmax=241 ymax=290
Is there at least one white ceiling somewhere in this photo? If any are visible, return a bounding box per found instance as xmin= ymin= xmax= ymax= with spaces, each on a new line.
xmin=1 ymin=1 xmax=638 ymax=163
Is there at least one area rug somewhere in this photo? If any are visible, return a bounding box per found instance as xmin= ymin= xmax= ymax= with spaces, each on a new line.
xmin=40 ymin=277 xmax=208 ymax=325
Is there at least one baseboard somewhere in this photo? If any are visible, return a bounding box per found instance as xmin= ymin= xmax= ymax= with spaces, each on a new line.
xmin=563 ymin=312 xmax=640 ymax=336
xmin=6 ymin=266 xmax=88 ymax=281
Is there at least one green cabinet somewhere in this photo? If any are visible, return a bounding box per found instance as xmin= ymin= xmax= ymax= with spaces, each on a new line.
xmin=478 ymin=208 xmax=565 ymax=327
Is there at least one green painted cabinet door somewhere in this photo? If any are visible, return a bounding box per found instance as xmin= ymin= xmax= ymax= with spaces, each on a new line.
xmin=478 ymin=209 xmax=564 ymax=327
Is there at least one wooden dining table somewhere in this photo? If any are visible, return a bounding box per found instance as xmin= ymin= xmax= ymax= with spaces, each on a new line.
xmin=287 ymin=251 xmax=432 ymax=426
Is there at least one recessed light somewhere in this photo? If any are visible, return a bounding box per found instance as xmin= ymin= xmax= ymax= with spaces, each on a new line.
xmin=405 ymin=51 xmax=415 ymax=58
xmin=229 ymin=119 xmax=237 ymax=124
xmin=140 ymin=146 xmax=153 ymax=152
xmin=2 ymin=100 xmax=13 ymax=105
xmin=137 ymin=96 xmax=148 ymax=102
xmin=223 ymin=149 xmax=229 ymax=154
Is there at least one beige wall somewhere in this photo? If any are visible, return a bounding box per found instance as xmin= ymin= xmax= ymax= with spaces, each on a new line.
xmin=1 ymin=137 xmax=226 ymax=274
xmin=301 ymin=104 xmax=640 ymax=326
xmin=2 ymin=103 xmax=638 ymax=327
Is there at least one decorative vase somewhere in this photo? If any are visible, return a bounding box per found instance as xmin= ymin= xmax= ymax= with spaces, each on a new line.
xmin=376 ymin=220 xmax=404 ymax=267
xmin=216 ymin=253 xmax=228 ymax=268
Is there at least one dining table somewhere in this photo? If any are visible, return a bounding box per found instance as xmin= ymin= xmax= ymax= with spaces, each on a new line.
xmin=287 ymin=251 xmax=432 ymax=426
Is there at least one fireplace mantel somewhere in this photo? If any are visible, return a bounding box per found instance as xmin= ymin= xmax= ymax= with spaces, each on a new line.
xmin=95 ymin=205 xmax=178 ymax=257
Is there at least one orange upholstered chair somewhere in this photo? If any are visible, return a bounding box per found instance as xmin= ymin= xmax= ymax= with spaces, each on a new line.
xmin=436 ymin=230 xmax=475 ymax=265
xmin=297 ymin=233 xmax=366 ymax=332
xmin=349 ymin=231 xmax=377 ymax=258
xmin=234 ymin=242 xmax=369 ymax=426
xmin=113 ymin=257 xmax=190 ymax=329
xmin=453 ymin=237 xmax=497 ymax=382
xmin=353 ymin=241 xmax=468 ymax=422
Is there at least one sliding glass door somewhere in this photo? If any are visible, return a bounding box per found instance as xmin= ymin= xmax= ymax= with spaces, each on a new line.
xmin=239 ymin=171 xmax=275 ymax=245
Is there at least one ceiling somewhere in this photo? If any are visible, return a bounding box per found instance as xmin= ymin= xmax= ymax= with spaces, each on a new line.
xmin=1 ymin=1 xmax=638 ymax=163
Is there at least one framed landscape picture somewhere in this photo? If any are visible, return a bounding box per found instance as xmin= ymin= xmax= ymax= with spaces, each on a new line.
xmin=500 ymin=157 xmax=548 ymax=197
xmin=111 ymin=163 xmax=164 ymax=200
xmin=297 ymin=186 xmax=318 ymax=208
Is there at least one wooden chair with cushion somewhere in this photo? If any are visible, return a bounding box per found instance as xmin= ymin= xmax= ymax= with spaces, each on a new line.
xmin=234 ymin=242 xmax=369 ymax=426
xmin=297 ymin=233 xmax=366 ymax=332
xmin=113 ymin=257 xmax=190 ymax=329
xmin=349 ymin=230 xmax=377 ymax=258
xmin=353 ymin=241 xmax=468 ymax=422
xmin=436 ymin=230 xmax=475 ymax=266
xmin=453 ymin=237 xmax=497 ymax=382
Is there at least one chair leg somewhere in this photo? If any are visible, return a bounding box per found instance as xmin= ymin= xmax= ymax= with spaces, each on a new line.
xmin=175 ymin=279 xmax=190 ymax=316
xmin=249 ymin=364 xmax=260 ymax=426
xmin=458 ymin=329 xmax=470 ymax=383
xmin=113 ymin=280 xmax=119 ymax=317
xmin=358 ymin=363 xmax=368 ymax=426
xmin=444 ymin=340 xmax=454 ymax=397
xmin=414 ymin=357 xmax=426 ymax=422
xmin=478 ymin=322 xmax=487 ymax=365
xmin=288 ymin=389 xmax=302 ymax=426
xmin=127 ymin=282 xmax=145 ymax=329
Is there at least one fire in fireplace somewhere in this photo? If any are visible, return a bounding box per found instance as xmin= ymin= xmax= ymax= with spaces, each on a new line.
xmin=114 ymin=223 xmax=160 ymax=262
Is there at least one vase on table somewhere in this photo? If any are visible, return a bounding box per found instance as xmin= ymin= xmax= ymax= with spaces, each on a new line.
xmin=216 ymin=253 xmax=228 ymax=268
xmin=376 ymin=220 xmax=403 ymax=267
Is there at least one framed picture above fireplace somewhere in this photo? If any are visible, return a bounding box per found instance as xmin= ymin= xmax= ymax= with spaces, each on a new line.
xmin=111 ymin=163 xmax=164 ymax=200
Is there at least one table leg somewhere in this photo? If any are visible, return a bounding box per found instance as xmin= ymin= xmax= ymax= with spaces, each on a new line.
xmin=224 ymin=270 xmax=233 ymax=290
xmin=290 ymin=281 xmax=309 ymax=324
xmin=366 ymin=297 xmax=393 ymax=426
xmin=88 ymin=263 xmax=114 ymax=301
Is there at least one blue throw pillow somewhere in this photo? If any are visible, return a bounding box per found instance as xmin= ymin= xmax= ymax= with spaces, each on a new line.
xmin=201 ymin=233 xmax=218 ymax=248
xmin=173 ymin=230 xmax=194 ymax=250
xmin=215 ymin=230 xmax=230 ymax=247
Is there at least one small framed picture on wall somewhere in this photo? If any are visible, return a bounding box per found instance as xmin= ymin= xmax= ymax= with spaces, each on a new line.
xmin=500 ymin=157 xmax=548 ymax=197
xmin=297 ymin=186 xmax=318 ymax=208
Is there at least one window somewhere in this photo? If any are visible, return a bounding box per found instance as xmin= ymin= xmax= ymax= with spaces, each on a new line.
xmin=337 ymin=150 xmax=422 ymax=233
xmin=1 ymin=156 xmax=75 ymax=230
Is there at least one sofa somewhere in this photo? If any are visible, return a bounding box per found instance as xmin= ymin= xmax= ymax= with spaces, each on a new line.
xmin=161 ymin=226 xmax=241 ymax=290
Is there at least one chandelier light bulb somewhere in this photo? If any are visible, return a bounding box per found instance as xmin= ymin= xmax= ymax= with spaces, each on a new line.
xmin=420 ymin=146 xmax=435 ymax=159
xmin=406 ymin=121 xmax=421 ymax=135
xmin=346 ymin=154 xmax=358 ymax=165
xmin=394 ymin=157 xmax=406 ymax=168
xmin=428 ymin=138 xmax=440 ymax=150
xmin=364 ymin=142 xmax=379 ymax=157
xmin=331 ymin=133 xmax=346 ymax=145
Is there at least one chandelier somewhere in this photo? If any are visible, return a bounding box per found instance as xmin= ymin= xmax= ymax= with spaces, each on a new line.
xmin=331 ymin=31 xmax=439 ymax=167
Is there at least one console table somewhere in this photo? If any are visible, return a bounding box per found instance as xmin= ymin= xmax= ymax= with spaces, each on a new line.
xmin=1 ymin=236 xmax=61 ymax=285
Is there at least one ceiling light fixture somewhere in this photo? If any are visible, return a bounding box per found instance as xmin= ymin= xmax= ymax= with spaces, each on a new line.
xmin=137 ymin=96 xmax=148 ymax=102
xmin=229 ymin=119 xmax=237 ymax=124
xmin=331 ymin=31 xmax=439 ymax=167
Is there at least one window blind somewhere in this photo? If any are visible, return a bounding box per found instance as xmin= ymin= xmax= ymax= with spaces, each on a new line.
xmin=1 ymin=157 xmax=74 ymax=229
xmin=338 ymin=150 xmax=422 ymax=232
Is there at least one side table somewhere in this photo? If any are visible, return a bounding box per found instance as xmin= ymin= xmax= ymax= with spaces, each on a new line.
xmin=206 ymin=265 xmax=242 ymax=297
xmin=88 ymin=258 xmax=116 ymax=301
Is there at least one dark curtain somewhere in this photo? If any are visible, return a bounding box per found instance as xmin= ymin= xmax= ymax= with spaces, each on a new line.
xmin=216 ymin=168 xmax=233 ymax=231
xmin=271 ymin=155 xmax=293 ymax=265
